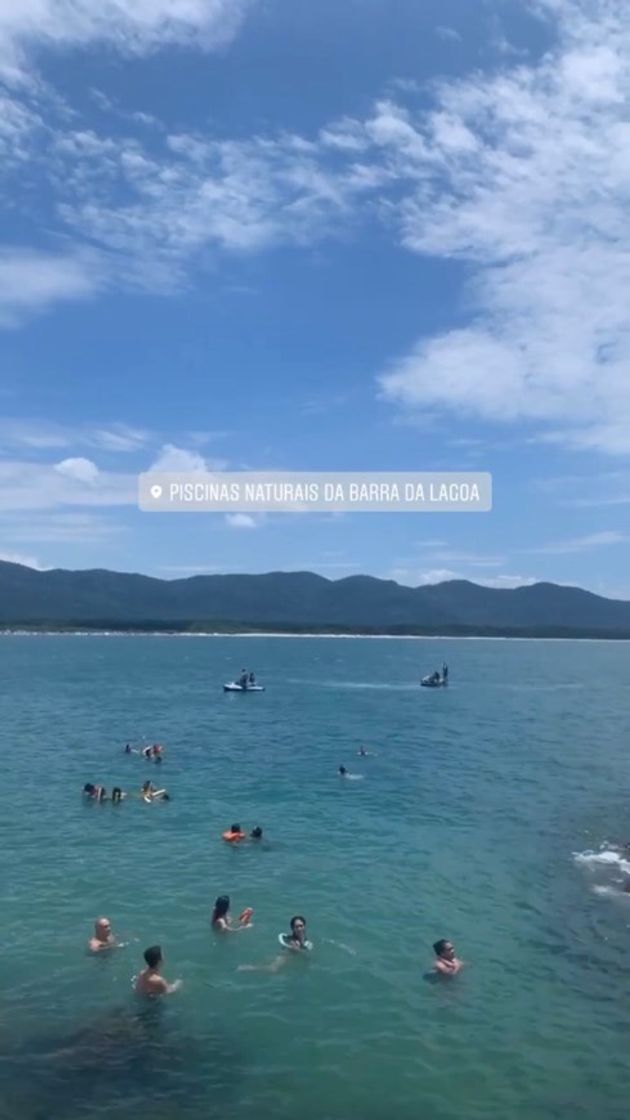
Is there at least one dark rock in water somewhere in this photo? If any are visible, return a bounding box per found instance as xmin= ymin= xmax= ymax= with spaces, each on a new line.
xmin=0 ymin=1006 xmax=244 ymax=1120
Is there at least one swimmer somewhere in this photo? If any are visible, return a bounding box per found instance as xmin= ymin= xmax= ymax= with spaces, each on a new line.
xmin=141 ymin=780 xmax=169 ymax=802
xmin=83 ymin=783 xmax=107 ymax=801
xmin=111 ymin=787 xmax=126 ymax=803
xmin=238 ymin=915 xmax=310 ymax=974
xmin=134 ymin=945 xmax=182 ymax=997
xmin=211 ymin=895 xmax=252 ymax=932
xmin=124 ymin=744 xmax=132 ymax=754
xmin=433 ymin=939 xmax=463 ymax=976
xmin=223 ymin=823 xmax=246 ymax=841
xmin=339 ymin=766 xmax=347 ymax=777
xmin=250 ymin=826 xmax=263 ymax=840
xmin=283 ymin=915 xmax=309 ymax=952
xmin=88 ymin=917 xmax=118 ymax=953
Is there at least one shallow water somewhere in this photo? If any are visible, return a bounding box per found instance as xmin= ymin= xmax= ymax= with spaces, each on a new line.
xmin=1 ymin=634 xmax=629 ymax=1120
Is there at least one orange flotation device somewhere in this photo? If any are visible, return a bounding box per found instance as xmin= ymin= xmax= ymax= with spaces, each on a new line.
xmin=239 ymin=907 xmax=254 ymax=923
xmin=222 ymin=829 xmax=246 ymax=843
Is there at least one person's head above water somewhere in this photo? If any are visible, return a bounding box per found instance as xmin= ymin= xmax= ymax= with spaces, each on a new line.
xmin=290 ymin=915 xmax=306 ymax=938
xmin=339 ymin=766 xmax=347 ymax=775
xmin=143 ymin=945 xmax=163 ymax=969
xmin=251 ymin=826 xmax=263 ymax=839
xmin=230 ymin=823 xmax=242 ymax=833
xmin=213 ymin=895 xmax=230 ymax=919
xmin=95 ymin=917 xmax=112 ymax=940
xmin=433 ymin=939 xmax=455 ymax=960
xmin=83 ymin=782 xmax=95 ymax=794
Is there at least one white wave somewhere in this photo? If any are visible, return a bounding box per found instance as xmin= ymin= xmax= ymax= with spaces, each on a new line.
xmin=573 ymin=848 xmax=630 ymax=875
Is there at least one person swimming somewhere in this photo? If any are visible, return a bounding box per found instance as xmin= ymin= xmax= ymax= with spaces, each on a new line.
xmin=222 ymin=823 xmax=247 ymax=842
xmin=141 ymin=780 xmax=169 ymax=802
xmin=283 ymin=915 xmax=310 ymax=952
xmin=238 ymin=915 xmax=311 ymax=974
xmin=432 ymin=939 xmax=462 ymax=975
xmin=83 ymin=783 xmax=107 ymax=802
xmin=141 ymin=745 xmax=153 ymax=760
xmin=339 ymin=766 xmax=347 ymax=777
xmin=111 ymin=787 xmax=125 ymax=803
xmin=124 ymin=744 xmax=132 ymax=754
xmin=250 ymin=826 xmax=263 ymax=840
xmin=211 ymin=895 xmax=252 ymax=932
xmin=88 ymin=917 xmax=118 ymax=953
xmin=134 ymin=945 xmax=182 ymax=997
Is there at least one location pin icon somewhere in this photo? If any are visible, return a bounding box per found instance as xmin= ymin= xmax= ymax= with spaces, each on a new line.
xmin=150 ymin=484 xmax=162 ymax=499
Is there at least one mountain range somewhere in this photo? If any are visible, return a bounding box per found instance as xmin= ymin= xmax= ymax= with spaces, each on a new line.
xmin=0 ymin=561 xmax=629 ymax=637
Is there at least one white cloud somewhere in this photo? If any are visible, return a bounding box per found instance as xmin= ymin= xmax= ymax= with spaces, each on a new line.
xmin=390 ymin=565 xmax=539 ymax=589
xmin=474 ymin=573 xmax=538 ymax=589
xmin=0 ymin=549 xmax=47 ymax=569
xmin=0 ymin=458 xmax=136 ymax=510
xmin=92 ymin=425 xmax=149 ymax=452
xmin=55 ymin=457 xmax=100 ymax=484
xmin=52 ymin=129 xmax=384 ymax=277
xmin=390 ymin=566 xmax=460 ymax=586
xmin=0 ymin=248 xmax=100 ymax=326
xmin=149 ymin=441 xmax=225 ymax=472
xmin=412 ymin=543 xmax=505 ymax=567
xmin=0 ymin=0 xmax=252 ymax=79
xmin=225 ymin=513 xmax=258 ymax=529
xmin=529 ymin=530 xmax=630 ymax=555
xmin=375 ymin=0 xmax=630 ymax=454
xmin=436 ymin=26 xmax=462 ymax=43
xmin=0 ymin=419 xmax=149 ymax=453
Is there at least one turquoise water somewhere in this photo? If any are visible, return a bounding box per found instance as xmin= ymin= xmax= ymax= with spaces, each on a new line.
xmin=1 ymin=634 xmax=629 ymax=1120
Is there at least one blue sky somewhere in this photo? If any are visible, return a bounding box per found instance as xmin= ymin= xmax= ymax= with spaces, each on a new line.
xmin=1 ymin=0 xmax=629 ymax=597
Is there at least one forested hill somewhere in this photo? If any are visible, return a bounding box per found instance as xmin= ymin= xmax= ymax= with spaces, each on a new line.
xmin=1 ymin=562 xmax=630 ymax=636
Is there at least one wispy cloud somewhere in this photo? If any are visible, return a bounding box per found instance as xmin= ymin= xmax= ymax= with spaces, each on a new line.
xmin=390 ymin=565 xmax=537 ymax=589
xmin=0 ymin=457 xmax=136 ymax=511
xmin=0 ymin=248 xmax=100 ymax=326
xmin=435 ymin=26 xmax=462 ymax=43
xmin=5 ymin=0 xmax=630 ymax=468
xmin=528 ymin=530 xmax=630 ymax=555
xmin=149 ymin=444 xmax=228 ymax=472
xmin=0 ymin=420 xmax=220 ymax=457
xmin=375 ymin=0 xmax=630 ymax=455
xmin=0 ymin=549 xmax=48 ymax=569
xmin=225 ymin=513 xmax=259 ymax=529
xmin=0 ymin=0 xmax=253 ymax=81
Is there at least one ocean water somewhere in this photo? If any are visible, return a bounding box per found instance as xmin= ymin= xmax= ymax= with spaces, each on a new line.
xmin=1 ymin=634 xmax=629 ymax=1120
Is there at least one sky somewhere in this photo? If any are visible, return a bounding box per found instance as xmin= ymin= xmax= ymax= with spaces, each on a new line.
xmin=1 ymin=0 xmax=629 ymax=598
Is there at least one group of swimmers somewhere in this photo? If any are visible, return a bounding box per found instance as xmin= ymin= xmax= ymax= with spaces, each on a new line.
xmin=222 ymin=823 xmax=263 ymax=843
xmin=124 ymin=742 xmax=163 ymax=762
xmin=337 ymin=744 xmax=376 ymax=779
xmin=83 ymin=779 xmax=170 ymax=804
xmin=84 ymin=733 xmax=463 ymax=996
xmin=87 ymin=912 xmax=462 ymax=992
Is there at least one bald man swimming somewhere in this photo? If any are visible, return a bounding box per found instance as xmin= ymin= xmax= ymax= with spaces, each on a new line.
xmin=88 ymin=917 xmax=120 ymax=953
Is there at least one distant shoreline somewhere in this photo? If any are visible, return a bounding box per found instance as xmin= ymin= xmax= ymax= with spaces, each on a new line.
xmin=2 ymin=627 xmax=630 ymax=642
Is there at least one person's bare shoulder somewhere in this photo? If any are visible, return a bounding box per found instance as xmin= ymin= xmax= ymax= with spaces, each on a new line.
xmin=88 ymin=939 xmax=109 ymax=953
